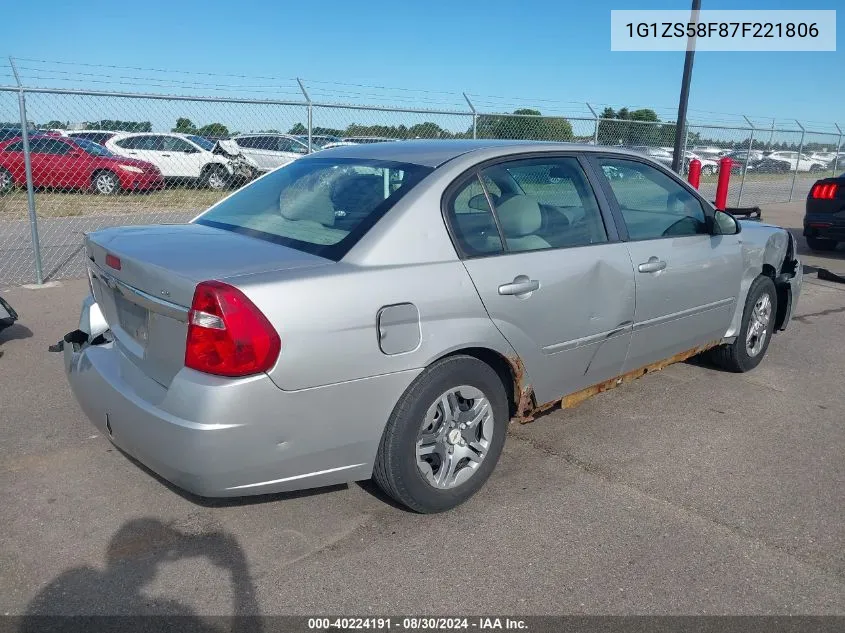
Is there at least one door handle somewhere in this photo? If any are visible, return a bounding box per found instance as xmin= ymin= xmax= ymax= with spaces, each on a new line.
xmin=638 ymin=257 xmax=667 ymax=273
xmin=498 ymin=276 xmax=540 ymax=296
xmin=127 ymin=151 xmax=137 ymax=155
xmin=161 ymin=153 xmax=171 ymax=157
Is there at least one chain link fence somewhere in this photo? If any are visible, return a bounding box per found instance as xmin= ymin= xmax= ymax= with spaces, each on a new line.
xmin=0 ymin=83 xmax=842 ymax=285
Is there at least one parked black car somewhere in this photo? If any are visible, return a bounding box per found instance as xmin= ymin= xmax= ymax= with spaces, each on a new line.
xmin=804 ymin=175 xmax=845 ymax=251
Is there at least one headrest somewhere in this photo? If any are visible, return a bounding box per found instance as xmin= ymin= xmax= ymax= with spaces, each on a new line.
xmin=495 ymin=195 xmax=542 ymax=237
xmin=280 ymin=186 xmax=335 ymax=227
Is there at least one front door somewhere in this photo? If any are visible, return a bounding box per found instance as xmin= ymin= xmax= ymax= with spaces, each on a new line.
xmin=447 ymin=155 xmax=636 ymax=405
xmin=593 ymin=156 xmax=743 ymax=373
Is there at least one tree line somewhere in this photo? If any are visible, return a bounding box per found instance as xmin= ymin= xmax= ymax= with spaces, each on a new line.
xmin=13 ymin=110 xmax=841 ymax=153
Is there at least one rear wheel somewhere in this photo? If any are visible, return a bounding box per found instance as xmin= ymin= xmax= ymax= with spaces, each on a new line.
xmin=92 ymin=170 xmax=119 ymax=195
xmin=202 ymin=164 xmax=230 ymax=190
xmin=373 ymin=355 xmax=509 ymax=513
xmin=702 ymin=164 xmax=715 ymax=176
xmin=708 ymin=275 xmax=777 ymax=373
xmin=806 ymin=236 xmax=838 ymax=252
xmin=0 ymin=168 xmax=13 ymax=193
xmin=810 ymin=164 xmax=823 ymax=173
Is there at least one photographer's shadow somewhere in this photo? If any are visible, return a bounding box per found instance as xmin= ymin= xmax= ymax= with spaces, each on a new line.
xmin=21 ymin=518 xmax=262 ymax=633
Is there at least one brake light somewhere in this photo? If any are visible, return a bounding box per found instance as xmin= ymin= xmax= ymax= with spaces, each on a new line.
xmin=105 ymin=254 xmax=121 ymax=270
xmin=811 ymin=183 xmax=839 ymax=200
xmin=185 ymin=280 xmax=281 ymax=377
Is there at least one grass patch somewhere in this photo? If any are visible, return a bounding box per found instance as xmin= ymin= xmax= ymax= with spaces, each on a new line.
xmin=0 ymin=187 xmax=228 ymax=219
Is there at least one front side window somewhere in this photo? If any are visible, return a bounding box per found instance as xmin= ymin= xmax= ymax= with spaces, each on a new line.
xmin=74 ymin=138 xmax=113 ymax=157
xmin=4 ymin=140 xmax=23 ymax=152
xmin=164 ymin=136 xmax=196 ymax=152
xmin=185 ymin=135 xmax=215 ymax=151
xmin=278 ymin=138 xmax=309 ymax=154
xmin=598 ymin=157 xmax=707 ymax=240
xmin=195 ymin=158 xmax=431 ymax=260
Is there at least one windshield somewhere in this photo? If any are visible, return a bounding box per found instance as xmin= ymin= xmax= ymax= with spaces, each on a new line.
xmin=74 ymin=138 xmax=114 ymax=157
xmin=195 ymin=158 xmax=432 ymax=260
xmin=186 ymin=135 xmax=215 ymax=151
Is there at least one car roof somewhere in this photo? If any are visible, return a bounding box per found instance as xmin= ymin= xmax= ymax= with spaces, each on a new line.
xmin=312 ymin=139 xmax=635 ymax=168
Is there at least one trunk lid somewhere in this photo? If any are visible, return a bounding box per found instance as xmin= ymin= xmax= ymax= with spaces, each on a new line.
xmin=86 ymin=223 xmax=329 ymax=387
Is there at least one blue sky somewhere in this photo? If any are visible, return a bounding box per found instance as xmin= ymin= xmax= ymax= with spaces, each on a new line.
xmin=1 ymin=0 xmax=841 ymax=130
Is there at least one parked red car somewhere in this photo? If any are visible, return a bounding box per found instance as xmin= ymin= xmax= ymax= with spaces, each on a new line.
xmin=0 ymin=135 xmax=164 ymax=194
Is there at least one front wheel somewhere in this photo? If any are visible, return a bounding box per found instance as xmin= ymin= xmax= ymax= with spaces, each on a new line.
xmin=708 ymin=275 xmax=777 ymax=373
xmin=373 ymin=355 xmax=509 ymax=513
xmin=92 ymin=170 xmax=120 ymax=195
xmin=702 ymin=164 xmax=715 ymax=176
xmin=202 ymin=164 xmax=230 ymax=190
xmin=806 ymin=237 xmax=838 ymax=252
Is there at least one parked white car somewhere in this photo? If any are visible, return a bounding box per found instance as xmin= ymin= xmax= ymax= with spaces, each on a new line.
xmin=226 ymin=134 xmax=310 ymax=173
xmin=685 ymin=151 xmax=720 ymax=175
xmin=765 ymin=151 xmax=827 ymax=173
xmin=105 ymin=133 xmax=249 ymax=189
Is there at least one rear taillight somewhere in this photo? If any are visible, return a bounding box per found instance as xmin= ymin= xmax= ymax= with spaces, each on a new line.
xmin=811 ymin=183 xmax=839 ymax=200
xmin=185 ymin=280 xmax=281 ymax=377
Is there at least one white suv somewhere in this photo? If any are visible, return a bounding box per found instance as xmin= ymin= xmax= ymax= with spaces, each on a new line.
xmin=105 ymin=133 xmax=247 ymax=189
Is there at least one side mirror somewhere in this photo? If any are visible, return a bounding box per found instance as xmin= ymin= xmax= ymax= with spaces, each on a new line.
xmin=713 ymin=210 xmax=741 ymax=235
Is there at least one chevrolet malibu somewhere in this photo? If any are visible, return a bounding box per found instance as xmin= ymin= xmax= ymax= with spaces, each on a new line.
xmin=60 ymin=140 xmax=803 ymax=513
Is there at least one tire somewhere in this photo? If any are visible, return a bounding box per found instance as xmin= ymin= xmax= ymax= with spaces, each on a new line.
xmin=708 ymin=275 xmax=777 ymax=373
xmin=0 ymin=168 xmax=13 ymax=193
xmin=92 ymin=170 xmax=120 ymax=195
xmin=373 ymin=355 xmax=509 ymax=513
xmin=809 ymin=164 xmax=823 ymax=173
xmin=806 ymin=236 xmax=838 ymax=252
xmin=702 ymin=165 xmax=715 ymax=176
xmin=202 ymin=164 xmax=230 ymax=190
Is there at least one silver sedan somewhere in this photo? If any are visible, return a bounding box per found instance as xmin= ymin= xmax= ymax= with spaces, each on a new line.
xmin=61 ymin=140 xmax=803 ymax=513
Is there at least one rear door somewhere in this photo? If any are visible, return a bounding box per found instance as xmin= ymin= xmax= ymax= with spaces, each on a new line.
xmin=446 ymin=154 xmax=635 ymax=405
xmin=591 ymin=155 xmax=743 ymax=373
xmin=112 ymin=135 xmax=165 ymax=173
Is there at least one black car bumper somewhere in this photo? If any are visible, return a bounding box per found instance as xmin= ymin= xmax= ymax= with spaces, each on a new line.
xmin=804 ymin=212 xmax=845 ymax=241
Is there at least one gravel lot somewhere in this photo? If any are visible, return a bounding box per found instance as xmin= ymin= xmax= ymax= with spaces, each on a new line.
xmin=0 ymin=202 xmax=843 ymax=617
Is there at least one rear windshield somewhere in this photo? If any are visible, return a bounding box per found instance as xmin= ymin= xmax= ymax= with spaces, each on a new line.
xmin=195 ymin=158 xmax=432 ymax=260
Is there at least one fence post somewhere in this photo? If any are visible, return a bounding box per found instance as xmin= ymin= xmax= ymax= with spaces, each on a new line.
xmin=586 ymin=103 xmax=599 ymax=145
xmin=737 ymin=115 xmax=755 ymax=206
xmin=789 ymin=120 xmax=805 ymax=202
xmin=296 ymin=78 xmax=312 ymax=153
xmin=832 ymin=123 xmax=842 ymax=176
xmin=463 ymin=93 xmax=477 ymax=139
xmin=9 ymin=58 xmax=43 ymax=285
xmin=680 ymin=121 xmax=690 ymax=175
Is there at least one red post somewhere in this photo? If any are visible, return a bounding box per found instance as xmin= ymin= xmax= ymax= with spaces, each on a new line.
xmin=715 ymin=157 xmax=732 ymax=210
xmin=687 ymin=158 xmax=701 ymax=189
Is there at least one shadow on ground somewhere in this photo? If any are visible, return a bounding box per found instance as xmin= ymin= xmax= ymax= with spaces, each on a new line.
xmin=20 ymin=518 xmax=263 ymax=632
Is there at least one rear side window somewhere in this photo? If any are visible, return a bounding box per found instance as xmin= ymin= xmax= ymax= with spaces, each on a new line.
xmin=195 ymin=158 xmax=432 ymax=260
xmin=446 ymin=156 xmax=608 ymax=256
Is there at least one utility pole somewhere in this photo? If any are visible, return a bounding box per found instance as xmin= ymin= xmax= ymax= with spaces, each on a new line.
xmin=671 ymin=0 xmax=701 ymax=173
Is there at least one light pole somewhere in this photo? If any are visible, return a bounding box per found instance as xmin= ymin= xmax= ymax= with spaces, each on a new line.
xmin=672 ymin=0 xmax=701 ymax=173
